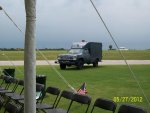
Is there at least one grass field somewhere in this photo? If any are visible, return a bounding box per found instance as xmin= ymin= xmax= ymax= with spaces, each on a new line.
xmin=0 ymin=50 xmax=150 ymax=60
xmin=0 ymin=65 xmax=150 ymax=112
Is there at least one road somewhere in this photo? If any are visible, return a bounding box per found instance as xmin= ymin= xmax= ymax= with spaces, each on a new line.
xmin=0 ymin=60 xmax=150 ymax=66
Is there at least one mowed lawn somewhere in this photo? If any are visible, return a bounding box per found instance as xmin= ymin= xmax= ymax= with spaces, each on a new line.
xmin=0 ymin=50 xmax=150 ymax=60
xmin=0 ymin=65 xmax=150 ymax=113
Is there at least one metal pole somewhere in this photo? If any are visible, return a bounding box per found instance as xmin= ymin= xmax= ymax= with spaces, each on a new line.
xmin=24 ymin=0 xmax=36 ymax=113
xmin=0 ymin=6 xmax=2 ymax=10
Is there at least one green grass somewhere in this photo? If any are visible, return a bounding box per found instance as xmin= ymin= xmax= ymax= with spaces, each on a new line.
xmin=103 ymin=50 xmax=150 ymax=60
xmin=0 ymin=50 xmax=150 ymax=60
xmin=0 ymin=65 xmax=150 ymax=112
xmin=0 ymin=50 xmax=67 ymax=61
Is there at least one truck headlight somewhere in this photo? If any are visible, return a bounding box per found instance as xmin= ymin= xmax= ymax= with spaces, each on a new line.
xmin=57 ymin=56 xmax=61 ymax=60
xmin=73 ymin=56 xmax=77 ymax=60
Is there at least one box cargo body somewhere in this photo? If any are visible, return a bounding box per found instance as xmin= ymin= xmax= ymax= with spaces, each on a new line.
xmin=83 ymin=42 xmax=102 ymax=62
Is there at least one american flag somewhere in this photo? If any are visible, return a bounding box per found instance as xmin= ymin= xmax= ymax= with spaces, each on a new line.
xmin=77 ymin=82 xmax=87 ymax=95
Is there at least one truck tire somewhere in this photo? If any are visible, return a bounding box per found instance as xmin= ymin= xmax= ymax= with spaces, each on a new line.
xmin=77 ymin=60 xmax=84 ymax=69
xmin=93 ymin=60 xmax=98 ymax=67
xmin=60 ymin=64 xmax=66 ymax=70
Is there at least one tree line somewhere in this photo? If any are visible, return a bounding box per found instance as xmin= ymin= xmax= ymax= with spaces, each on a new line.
xmin=0 ymin=48 xmax=65 ymax=51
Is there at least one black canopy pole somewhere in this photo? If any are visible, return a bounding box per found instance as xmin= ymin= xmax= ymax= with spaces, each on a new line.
xmin=0 ymin=6 xmax=2 ymax=10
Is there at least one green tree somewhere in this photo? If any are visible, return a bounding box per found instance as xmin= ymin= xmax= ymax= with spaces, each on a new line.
xmin=109 ymin=45 xmax=113 ymax=50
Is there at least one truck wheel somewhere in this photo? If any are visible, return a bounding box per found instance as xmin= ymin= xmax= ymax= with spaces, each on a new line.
xmin=67 ymin=64 xmax=71 ymax=67
xmin=77 ymin=60 xmax=84 ymax=69
xmin=93 ymin=60 xmax=98 ymax=67
xmin=60 ymin=64 xmax=66 ymax=70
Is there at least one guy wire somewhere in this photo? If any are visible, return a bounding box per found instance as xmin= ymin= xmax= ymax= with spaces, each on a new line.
xmin=1 ymin=7 xmax=76 ymax=92
xmin=2 ymin=52 xmax=24 ymax=75
xmin=90 ymin=0 xmax=150 ymax=108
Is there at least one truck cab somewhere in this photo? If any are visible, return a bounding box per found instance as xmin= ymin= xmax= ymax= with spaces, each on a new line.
xmin=57 ymin=41 xmax=102 ymax=69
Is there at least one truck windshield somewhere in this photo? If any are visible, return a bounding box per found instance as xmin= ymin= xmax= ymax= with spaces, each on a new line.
xmin=69 ymin=49 xmax=83 ymax=54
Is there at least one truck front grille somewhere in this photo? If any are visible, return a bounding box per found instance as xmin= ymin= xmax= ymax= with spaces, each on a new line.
xmin=61 ymin=56 xmax=73 ymax=60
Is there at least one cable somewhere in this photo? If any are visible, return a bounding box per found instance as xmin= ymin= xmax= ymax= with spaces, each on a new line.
xmin=0 ymin=56 xmax=13 ymax=77
xmin=90 ymin=0 xmax=150 ymax=108
xmin=2 ymin=8 xmax=23 ymax=34
xmin=1 ymin=52 xmax=24 ymax=75
xmin=1 ymin=7 xmax=76 ymax=92
xmin=0 ymin=7 xmax=24 ymax=76
xmin=0 ymin=67 xmax=12 ymax=77
xmin=37 ymin=51 xmax=77 ymax=92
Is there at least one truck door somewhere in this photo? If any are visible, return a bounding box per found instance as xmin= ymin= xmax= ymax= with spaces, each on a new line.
xmin=83 ymin=49 xmax=90 ymax=63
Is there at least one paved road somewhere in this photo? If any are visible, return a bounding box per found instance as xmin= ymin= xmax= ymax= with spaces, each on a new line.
xmin=0 ymin=60 xmax=150 ymax=66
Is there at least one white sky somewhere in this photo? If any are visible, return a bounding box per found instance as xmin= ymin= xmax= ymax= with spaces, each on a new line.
xmin=0 ymin=0 xmax=150 ymax=49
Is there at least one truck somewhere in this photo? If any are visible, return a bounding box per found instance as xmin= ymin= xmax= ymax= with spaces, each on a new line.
xmin=57 ymin=41 xmax=102 ymax=69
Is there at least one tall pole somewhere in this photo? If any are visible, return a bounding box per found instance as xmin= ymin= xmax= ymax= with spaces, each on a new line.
xmin=24 ymin=0 xmax=36 ymax=113
xmin=0 ymin=6 xmax=2 ymax=10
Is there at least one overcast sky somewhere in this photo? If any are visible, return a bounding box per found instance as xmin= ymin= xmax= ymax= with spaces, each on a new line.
xmin=0 ymin=0 xmax=150 ymax=50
